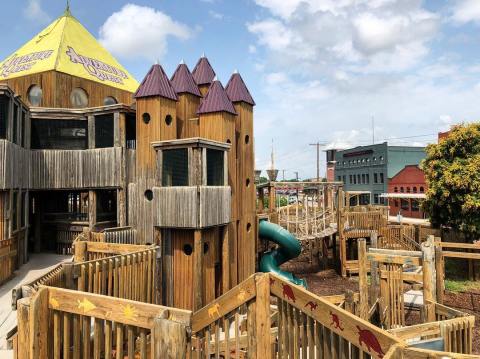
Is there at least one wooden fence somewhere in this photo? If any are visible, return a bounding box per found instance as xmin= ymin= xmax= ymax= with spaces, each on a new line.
xmin=15 ymin=286 xmax=191 ymax=359
xmin=13 ymin=272 xmax=476 ymax=358
xmin=12 ymin=244 xmax=160 ymax=309
xmin=0 ymin=236 xmax=17 ymax=285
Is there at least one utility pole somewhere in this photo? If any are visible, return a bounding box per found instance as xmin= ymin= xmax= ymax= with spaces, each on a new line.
xmin=309 ymin=142 xmax=326 ymax=182
xmin=281 ymin=169 xmax=286 ymax=181
xmin=294 ymin=171 xmax=299 ymax=181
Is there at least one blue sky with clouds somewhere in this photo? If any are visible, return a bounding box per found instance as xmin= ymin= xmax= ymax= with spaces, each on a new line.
xmin=2 ymin=0 xmax=480 ymax=179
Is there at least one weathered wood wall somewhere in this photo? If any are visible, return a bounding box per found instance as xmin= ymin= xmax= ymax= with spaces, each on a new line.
xmin=0 ymin=141 xmax=30 ymax=189
xmin=3 ymin=70 xmax=133 ymax=108
xmin=176 ymin=93 xmax=200 ymax=138
xmin=152 ymin=186 xmax=230 ymax=228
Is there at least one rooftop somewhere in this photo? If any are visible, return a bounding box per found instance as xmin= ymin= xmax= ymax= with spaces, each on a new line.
xmin=134 ymin=64 xmax=178 ymax=100
xmin=170 ymin=62 xmax=201 ymax=97
xmin=192 ymin=56 xmax=216 ymax=86
xmin=197 ymin=80 xmax=236 ymax=115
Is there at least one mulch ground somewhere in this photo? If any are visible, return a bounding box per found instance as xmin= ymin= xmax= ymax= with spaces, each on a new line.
xmin=282 ymin=263 xmax=480 ymax=354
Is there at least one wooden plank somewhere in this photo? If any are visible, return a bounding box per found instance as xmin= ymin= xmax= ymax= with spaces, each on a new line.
xmin=255 ymin=274 xmax=272 ymax=358
xmin=46 ymin=286 xmax=191 ymax=328
xmin=192 ymin=275 xmax=256 ymax=332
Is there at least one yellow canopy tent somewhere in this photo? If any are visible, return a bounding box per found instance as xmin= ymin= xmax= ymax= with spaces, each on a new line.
xmin=0 ymin=8 xmax=138 ymax=93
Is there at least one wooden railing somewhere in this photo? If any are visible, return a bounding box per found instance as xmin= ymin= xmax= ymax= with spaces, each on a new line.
xmin=342 ymin=211 xmax=387 ymax=233
xmin=192 ymin=273 xmax=400 ymax=358
xmin=12 ymin=244 xmax=160 ymax=309
xmin=15 ymin=286 xmax=191 ymax=359
xmin=73 ymin=240 xmax=154 ymax=261
xmin=378 ymin=225 xmax=420 ymax=251
xmin=74 ymin=247 xmax=158 ymax=304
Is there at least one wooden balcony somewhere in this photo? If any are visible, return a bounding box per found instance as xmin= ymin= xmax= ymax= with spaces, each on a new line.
xmin=153 ymin=186 xmax=231 ymax=228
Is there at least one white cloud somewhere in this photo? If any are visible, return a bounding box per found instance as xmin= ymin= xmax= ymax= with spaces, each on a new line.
xmin=248 ymin=45 xmax=257 ymax=54
xmin=209 ymin=10 xmax=224 ymax=20
xmin=99 ymin=4 xmax=192 ymax=61
xmin=24 ymin=0 xmax=50 ymax=24
xmin=452 ymin=0 xmax=480 ymax=24
xmin=249 ymin=0 xmax=439 ymax=73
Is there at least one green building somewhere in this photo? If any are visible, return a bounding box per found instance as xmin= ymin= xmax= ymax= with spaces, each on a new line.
xmin=333 ymin=142 xmax=425 ymax=205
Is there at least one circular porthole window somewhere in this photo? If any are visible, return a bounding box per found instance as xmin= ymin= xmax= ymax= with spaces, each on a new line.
xmin=70 ymin=88 xmax=89 ymax=108
xmin=203 ymin=242 xmax=209 ymax=254
xmin=28 ymin=85 xmax=43 ymax=106
xmin=247 ymin=223 xmax=252 ymax=232
xmin=165 ymin=114 xmax=173 ymax=126
xmin=142 ymin=113 xmax=151 ymax=124
xmin=183 ymin=244 xmax=193 ymax=256
xmin=103 ymin=96 xmax=117 ymax=106
xmin=245 ymin=135 xmax=250 ymax=144
xmin=144 ymin=190 xmax=153 ymax=201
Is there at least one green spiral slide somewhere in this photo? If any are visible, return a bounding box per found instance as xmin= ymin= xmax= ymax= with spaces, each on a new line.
xmin=259 ymin=219 xmax=307 ymax=287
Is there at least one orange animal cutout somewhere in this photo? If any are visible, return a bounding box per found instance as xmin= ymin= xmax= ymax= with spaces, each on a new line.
xmin=330 ymin=311 xmax=344 ymax=331
xmin=208 ymin=303 xmax=221 ymax=318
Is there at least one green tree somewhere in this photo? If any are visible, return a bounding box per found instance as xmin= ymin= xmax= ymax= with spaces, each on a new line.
xmin=421 ymin=123 xmax=480 ymax=239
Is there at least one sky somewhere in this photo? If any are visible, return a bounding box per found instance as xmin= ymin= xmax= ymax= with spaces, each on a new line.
xmin=2 ymin=0 xmax=480 ymax=179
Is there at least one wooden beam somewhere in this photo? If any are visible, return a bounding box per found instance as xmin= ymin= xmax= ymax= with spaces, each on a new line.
xmin=193 ymin=229 xmax=203 ymax=311
xmin=255 ymin=274 xmax=272 ymax=358
xmin=358 ymin=238 xmax=369 ymax=320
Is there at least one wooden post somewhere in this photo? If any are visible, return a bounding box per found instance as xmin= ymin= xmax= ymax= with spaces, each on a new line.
xmin=73 ymin=241 xmax=87 ymax=262
xmin=344 ymin=290 xmax=355 ymax=314
xmin=193 ymin=229 xmax=203 ymax=311
xmin=88 ymin=190 xmax=97 ymax=230
xmin=16 ymin=297 xmax=31 ymax=359
xmin=63 ymin=263 xmax=76 ymax=290
xmin=422 ymin=236 xmax=436 ymax=322
xmin=255 ymin=274 xmax=272 ymax=358
xmin=152 ymin=316 xmax=188 ymax=359
xmin=358 ymin=238 xmax=369 ymax=320
xmin=435 ymin=243 xmax=444 ymax=304
xmin=88 ymin=115 xmax=95 ymax=149
xmin=117 ymin=189 xmax=127 ymax=227
xmin=221 ymin=225 xmax=230 ymax=294
xmin=370 ymin=232 xmax=380 ymax=306
xmin=29 ymin=287 xmax=49 ymax=358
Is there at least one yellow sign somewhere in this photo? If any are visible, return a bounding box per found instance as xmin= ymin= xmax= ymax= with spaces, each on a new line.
xmin=0 ymin=11 xmax=138 ymax=93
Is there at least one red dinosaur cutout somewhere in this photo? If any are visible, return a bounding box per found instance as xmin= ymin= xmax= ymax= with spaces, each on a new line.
xmin=305 ymin=301 xmax=318 ymax=311
xmin=357 ymin=325 xmax=385 ymax=358
xmin=329 ymin=311 xmax=344 ymax=331
xmin=282 ymin=283 xmax=296 ymax=302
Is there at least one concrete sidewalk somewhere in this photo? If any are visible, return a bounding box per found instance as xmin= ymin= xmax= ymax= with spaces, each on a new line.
xmin=0 ymin=253 xmax=71 ymax=351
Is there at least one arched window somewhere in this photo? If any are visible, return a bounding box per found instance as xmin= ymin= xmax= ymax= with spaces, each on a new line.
xmin=420 ymin=186 xmax=424 ymax=193
xmin=400 ymin=187 xmax=404 ymax=193
xmin=413 ymin=187 xmax=417 ymax=193
xmin=103 ymin=96 xmax=117 ymax=106
xmin=70 ymin=88 xmax=89 ymax=108
xmin=394 ymin=187 xmax=398 ymax=193
xmin=28 ymin=85 xmax=43 ymax=106
xmin=407 ymin=187 xmax=410 ymax=193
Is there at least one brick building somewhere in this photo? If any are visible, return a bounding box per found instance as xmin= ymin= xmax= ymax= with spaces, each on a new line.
xmin=386 ymin=165 xmax=427 ymax=219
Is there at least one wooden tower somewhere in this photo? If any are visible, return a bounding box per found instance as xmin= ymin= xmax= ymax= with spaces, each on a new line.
xmin=0 ymin=8 xmax=137 ymax=108
xmin=197 ymin=78 xmax=239 ymax=287
xmin=192 ymin=55 xmax=216 ymax=97
xmin=170 ymin=61 xmax=202 ymax=138
xmin=133 ymin=64 xmax=177 ymax=242
xmin=225 ymin=71 xmax=256 ymax=282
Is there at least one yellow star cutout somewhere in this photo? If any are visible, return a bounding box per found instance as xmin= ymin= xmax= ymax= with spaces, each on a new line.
xmin=49 ymin=297 xmax=59 ymax=309
xmin=121 ymin=304 xmax=138 ymax=321
xmin=77 ymin=298 xmax=96 ymax=313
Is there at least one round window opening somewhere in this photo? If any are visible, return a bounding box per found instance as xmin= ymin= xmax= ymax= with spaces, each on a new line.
xmin=165 ymin=114 xmax=173 ymax=126
xmin=245 ymin=135 xmax=250 ymax=144
xmin=203 ymin=243 xmax=209 ymax=254
xmin=183 ymin=244 xmax=193 ymax=256
xmin=246 ymin=178 xmax=250 ymax=187
xmin=28 ymin=85 xmax=43 ymax=106
xmin=104 ymin=96 xmax=118 ymax=106
xmin=144 ymin=190 xmax=153 ymax=201
xmin=70 ymin=88 xmax=89 ymax=108
xmin=142 ymin=113 xmax=151 ymax=124
xmin=247 ymin=223 xmax=252 ymax=232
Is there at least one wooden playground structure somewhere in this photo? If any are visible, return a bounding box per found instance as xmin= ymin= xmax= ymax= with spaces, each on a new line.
xmin=0 ymin=4 xmax=479 ymax=358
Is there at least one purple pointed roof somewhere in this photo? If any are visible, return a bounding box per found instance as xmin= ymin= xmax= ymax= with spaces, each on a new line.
xmin=192 ymin=56 xmax=216 ymax=86
xmin=134 ymin=64 xmax=178 ymax=100
xmin=171 ymin=63 xmax=201 ymax=97
xmin=225 ymin=72 xmax=255 ymax=106
xmin=197 ymin=80 xmax=237 ymax=115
